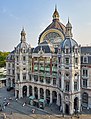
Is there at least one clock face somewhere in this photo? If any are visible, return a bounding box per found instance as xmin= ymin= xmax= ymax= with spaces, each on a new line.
xmin=43 ymin=32 xmax=62 ymax=44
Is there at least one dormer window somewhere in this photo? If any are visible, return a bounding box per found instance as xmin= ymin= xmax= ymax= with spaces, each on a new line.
xmin=83 ymin=56 xmax=88 ymax=63
xmin=65 ymin=57 xmax=70 ymax=65
xmin=65 ymin=48 xmax=69 ymax=54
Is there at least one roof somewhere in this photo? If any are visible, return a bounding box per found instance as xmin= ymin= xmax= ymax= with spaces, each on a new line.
xmin=61 ymin=38 xmax=78 ymax=50
xmin=81 ymin=47 xmax=91 ymax=54
xmin=33 ymin=40 xmax=55 ymax=53
xmin=38 ymin=20 xmax=66 ymax=44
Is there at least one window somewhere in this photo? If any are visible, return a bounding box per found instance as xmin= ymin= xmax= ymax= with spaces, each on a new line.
xmin=12 ymin=70 xmax=14 ymax=75
xmin=65 ymin=58 xmax=70 ymax=65
xmin=83 ymin=56 xmax=88 ymax=63
xmin=34 ymin=75 xmax=38 ymax=82
xmin=17 ymin=73 xmax=20 ymax=80
xmin=82 ymin=93 xmax=88 ymax=107
xmin=65 ymin=82 xmax=70 ymax=92
xmin=74 ymin=82 xmax=78 ymax=91
xmin=29 ymin=74 xmax=31 ymax=80
xmin=40 ymin=76 xmax=44 ymax=83
xmin=82 ymin=69 xmax=88 ymax=77
xmin=83 ymin=79 xmax=87 ymax=88
xmin=23 ymin=74 xmax=26 ymax=80
xmin=23 ymin=56 xmax=26 ymax=61
xmin=65 ymin=48 xmax=69 ymax=54
xmin=75 ymin=58 xmax=78 ymax=64
xmin=53 ymin=78 xmax=56 ymax=85
xmin=12 ymin=63 xmax=14 ymax=68
xmin=8 ymin=63 xmax=10 ymax=67
xmin=58 ymin=57 xmax=61 ymax=63
xmin=16 ymin=56 xmax=19 ymax=62
xmin=46 ymin=77 xmax=50 ymax=84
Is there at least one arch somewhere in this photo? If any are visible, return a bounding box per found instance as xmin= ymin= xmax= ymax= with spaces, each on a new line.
xmin=46 ymin=89 xmax=50 ymax=104
xmin=39 ymin=29 xmax=65 ymax=43
xmin=74 ymin=97 xmax=79 ymax=111
xmin=40 ymin=88 xmax=44 ymax=99
xmin=65 ymin=104 xmax=69 ymax=114
xmin=34 ymin=87 xmax=38 ymax=99
xmin=82 ymin=92 xmax=88 ymax=108
xmin=29 ymin=85 xmax=32 ymax=96
xmin=22 ymin=85 xmax=27 ymax=97
xmin=52 ymin=91 xmax=57 ymax=103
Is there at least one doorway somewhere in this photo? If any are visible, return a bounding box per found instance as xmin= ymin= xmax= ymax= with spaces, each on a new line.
xmin=65 ymin=104 xmax=69 ymax=114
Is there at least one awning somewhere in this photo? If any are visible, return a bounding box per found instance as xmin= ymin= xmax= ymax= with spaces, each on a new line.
xmin=39 ymin=99 xmax=45 ymax=103
xmin=29 ymin=96 xmax=35 ymax=100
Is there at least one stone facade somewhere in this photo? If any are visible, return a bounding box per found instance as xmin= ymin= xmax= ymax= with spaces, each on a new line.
xmin=6 ymin=7 xmax=91 ymax=115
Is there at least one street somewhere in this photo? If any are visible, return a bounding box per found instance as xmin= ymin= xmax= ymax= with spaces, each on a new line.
xmin=0 ymin=87 xmax=91 ymax=119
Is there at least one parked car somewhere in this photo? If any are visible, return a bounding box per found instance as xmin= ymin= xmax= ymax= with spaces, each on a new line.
xmin=7 ymin=86 xmax=14 ymax=91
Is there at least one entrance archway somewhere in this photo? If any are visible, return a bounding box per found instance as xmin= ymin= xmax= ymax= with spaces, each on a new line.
xmin=34 ymin=87 xmax=38 ymax=99
xmin=29 ymin=85 xmax=32 ymax=96
xmin=46 ymin=89 xmax=50 ymax=104
xmin=40 ymin=88 xmax=44 ymax=99
xmin=22 ymin=85 xmax=27 ymax=97
xmin=52 ymin=91 xmax=57 ymax=103
xmin=65 ymin=104 xmax=69 ymax=114
xmin=74 ymin=97 xmax=79 ymax=111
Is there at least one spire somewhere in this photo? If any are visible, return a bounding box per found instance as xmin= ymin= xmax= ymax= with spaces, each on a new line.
xmin=65 ymin=18 xmax=73 ymax=38
xmin=20 ymin=27 xmax=26 ymax=42
xmin=53 ymin=5 xmax=59 ymax=21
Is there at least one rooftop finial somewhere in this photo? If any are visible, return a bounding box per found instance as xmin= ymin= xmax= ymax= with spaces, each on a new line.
xmin=21 ymin=27 xmax=26 ymax=42
xmin=53 ymin=5 xmax=59 ymax=21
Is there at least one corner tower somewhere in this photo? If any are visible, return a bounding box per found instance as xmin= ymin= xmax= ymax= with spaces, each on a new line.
xmin=58 ymin=19 xmax=81 ymax=115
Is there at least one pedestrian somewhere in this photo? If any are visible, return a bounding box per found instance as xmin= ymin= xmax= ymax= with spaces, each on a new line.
xmin=3 ymin=105 xmax=5 ymax=109
xmin=23 ymin=103 xmax=25 ymax=106
xmin=11 ymin=111 xmax=12 ymax=115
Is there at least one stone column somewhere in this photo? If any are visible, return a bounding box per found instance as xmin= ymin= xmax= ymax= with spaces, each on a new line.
xmin=27 ymin=86 xmax=29 ymax=97
xmin=44 ymin=88 xmax=46 ymax=100
xmin=19 ymin=84 xmax=23 ymax=98
xmin=38 ymin=88 xmax=40 ymax=99
xmin=57 ymin=92 xmax=60 ymax=106
xmin=50 ymin=90 xmax=52 ymax=104
xmin=11 ymin=78 xmax=13 ymax=87
xmin=32 ymin=86 xmax=35 ymax=97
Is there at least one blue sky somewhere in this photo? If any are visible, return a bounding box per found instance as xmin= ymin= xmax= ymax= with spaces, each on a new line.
xmin=0 ymin=0 xmax=91 ymax=51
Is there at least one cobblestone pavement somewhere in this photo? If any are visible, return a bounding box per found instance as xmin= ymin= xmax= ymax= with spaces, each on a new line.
xmin=0 ymin=87 xmax=91 ymax=119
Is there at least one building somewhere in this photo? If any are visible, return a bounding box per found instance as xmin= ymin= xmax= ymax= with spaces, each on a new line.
xmin=6 ymin=7 xmax=91 ymax=115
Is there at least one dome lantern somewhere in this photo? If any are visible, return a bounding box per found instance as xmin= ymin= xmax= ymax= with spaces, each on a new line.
xmin=21 ymin=27 xmax=26 ymax=42
xmin=52 ymin=5 xmax=60 ymax=21
xmin=65 ymin=18 xmax=73 ymax=38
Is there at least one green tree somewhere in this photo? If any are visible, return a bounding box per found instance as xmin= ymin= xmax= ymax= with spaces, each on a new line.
xmin=0 ymin=51 xmax=10 ymax=67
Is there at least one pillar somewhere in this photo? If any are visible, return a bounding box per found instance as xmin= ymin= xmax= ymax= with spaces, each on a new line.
xmin=57 ymin=93 xmax=60 ymax=106
xmin=44 ymin=88 xmax=46 ymax=100
xmin=27 ymin=86 xmax=29 ymax=97
xmin=19 ymin=84 xmax=23 ymax=98
xmin=38 ymin=88 xmax=40 ymax=99
xmin=50 ymin=90 xmax=52 ymax=104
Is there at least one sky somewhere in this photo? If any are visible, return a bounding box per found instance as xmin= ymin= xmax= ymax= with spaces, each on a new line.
xmin=0 ymin=0 xmax=91 ymax=51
